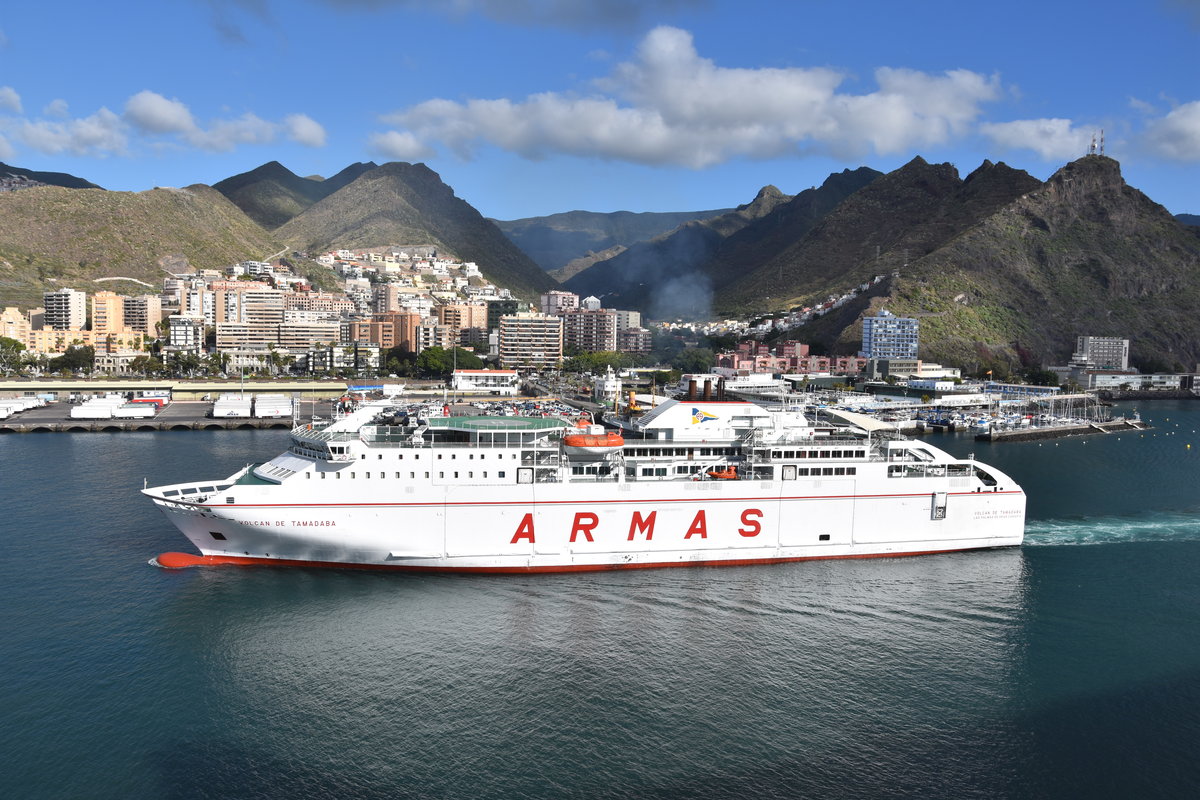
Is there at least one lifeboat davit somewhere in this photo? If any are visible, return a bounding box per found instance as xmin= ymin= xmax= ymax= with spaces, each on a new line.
xmin=562 ymin=427 xmax=625 ymax=458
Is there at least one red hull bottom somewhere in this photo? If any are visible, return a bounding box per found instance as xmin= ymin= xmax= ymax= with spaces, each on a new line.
xmin=153 ymin=546 xmax=996 ymax=573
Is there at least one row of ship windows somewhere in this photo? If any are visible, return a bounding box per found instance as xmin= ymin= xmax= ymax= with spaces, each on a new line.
xmin=305 ymin=471 xmax=509 ymax=480
xmin=771 ymin=449 xmax=866 ymax=459
xmin=627 ymin=447 xmax=739 ymax=457
xmin=625 ymin=465 xmax=861 ymax=477
xmin=366 ymin=452 xmax=519 ymax=460
xmin=291 ymin=448 xmax=522 ymax=462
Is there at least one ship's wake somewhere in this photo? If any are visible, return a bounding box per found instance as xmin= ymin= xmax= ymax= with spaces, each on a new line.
xmin=1025 ymin=512 xmax=1200 ymax=547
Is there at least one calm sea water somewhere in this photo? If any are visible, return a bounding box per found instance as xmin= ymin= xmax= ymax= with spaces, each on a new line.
xmin=3 ymin=402 xmax=1200 ymax=799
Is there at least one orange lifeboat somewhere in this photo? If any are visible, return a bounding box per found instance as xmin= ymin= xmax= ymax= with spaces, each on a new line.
xmin=562 ymin=429 xmax=625 ymax=458
xmin=707 ymin=466 xmax=739 ymax=480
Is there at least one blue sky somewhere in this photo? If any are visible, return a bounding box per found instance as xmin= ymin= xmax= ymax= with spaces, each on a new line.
xmin=1 ymin=0 xmax=1198 ymax=219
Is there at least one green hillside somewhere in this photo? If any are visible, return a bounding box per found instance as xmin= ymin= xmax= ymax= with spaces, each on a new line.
xmin=0 ymin=184 xmax=281 ymax=309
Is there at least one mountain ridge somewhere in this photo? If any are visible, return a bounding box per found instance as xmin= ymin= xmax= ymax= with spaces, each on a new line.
xmin=275 ymin=162 xmax=556 ymax=298
xmin=493 ymin=207 xmax=734 ymax=273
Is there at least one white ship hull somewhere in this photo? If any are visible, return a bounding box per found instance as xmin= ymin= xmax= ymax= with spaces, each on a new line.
xmin=146 ymin=473 xmax=1024 ymax=573
xmin=145 ymin=399 xmax=1025 ymax=573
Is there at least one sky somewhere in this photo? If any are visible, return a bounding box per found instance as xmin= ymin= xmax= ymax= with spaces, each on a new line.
xmin=1 ymin=0 xmax=1198 ymax=219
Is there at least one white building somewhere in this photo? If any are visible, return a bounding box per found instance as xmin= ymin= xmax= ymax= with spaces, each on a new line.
xmin=42 ymin=288 xmax=87 ymax=330
xmin=452 ymin=369 xmax=520 ymax=396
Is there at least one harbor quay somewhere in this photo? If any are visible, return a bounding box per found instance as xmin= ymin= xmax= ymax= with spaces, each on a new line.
xmin=0 ymin=400 xmax=301 ymax=433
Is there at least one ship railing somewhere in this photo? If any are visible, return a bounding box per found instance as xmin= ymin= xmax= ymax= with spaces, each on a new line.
xmin=355 ymin=425 xmax=560 ymax=449
xmin=563 ymin=472 xmax=621 ymax=483
xmin=291 ymin=428 xmax=358 ymax=444
xmin=523 ymin=450 xmax=562 ymax=467
xmin=886 ymin=463 xmax=974 ymax=479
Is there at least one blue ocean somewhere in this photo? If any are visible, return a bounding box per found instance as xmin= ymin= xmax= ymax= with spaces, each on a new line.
xmin=3 ymin=401 xmax=1199 ymax=798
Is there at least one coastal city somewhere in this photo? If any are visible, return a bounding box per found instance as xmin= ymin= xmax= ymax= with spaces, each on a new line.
xmin=0 ymin=247 xmax=1192 ymax=436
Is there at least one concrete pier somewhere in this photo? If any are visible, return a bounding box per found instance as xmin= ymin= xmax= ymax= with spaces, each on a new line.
xmin=975 ymin=418 xmax=1150 ymax=442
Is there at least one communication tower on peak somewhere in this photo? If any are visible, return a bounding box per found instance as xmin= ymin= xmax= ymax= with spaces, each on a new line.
xmin=1088 ymin=129 xmax=1106 ymax=156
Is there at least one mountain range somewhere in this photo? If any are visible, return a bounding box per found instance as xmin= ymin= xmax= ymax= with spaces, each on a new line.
xmin=1 ymin=155 xmax=1198 ymax=371
xmin=492 ymin=207 xmax=733 ymax=280
xmin=0 ymin=160 xmax=554 ymax=309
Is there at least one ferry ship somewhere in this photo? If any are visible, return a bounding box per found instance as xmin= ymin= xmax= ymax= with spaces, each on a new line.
xmin=144 ymin=398 xmax=1025 ymax=573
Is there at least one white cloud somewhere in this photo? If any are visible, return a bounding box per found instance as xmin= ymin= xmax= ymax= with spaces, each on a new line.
xmin=0 ymin=89 xmax=326 ymax=161
xmin=43 ymin=99 xmax=70 ymax=118
xmin=0 ymin=133 xmax=14 ymax=161
xmin=1128 ymin=96 xmax=1156 ymax=115
xmin=16 ymin=108 xmax=128 ymax=156
xmin=375 ymin=26 xmax=1004 ymax=168
xmin=125 ymin=90 xmax=197 ymax=134
xmin=188 ymin=112 xmax=276 ymax=152
xmin=979 ymin=118 xmax=1092 ymax=161
xmin=123 ymin=91 xmax=332 ymax=152
xmin=0 ymin=86 xmax=22 ymax=114
xmin=369 ymin=130 xmax=436 ymax=161
xmin=284 ymin=113 xmax=327 ymax=147
xmin=1143 ymin=101 xmax=1200 ymax=161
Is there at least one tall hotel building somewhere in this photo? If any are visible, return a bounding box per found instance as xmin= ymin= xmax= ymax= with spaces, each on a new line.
xmin=859 ymin=309 xmax=919 ymax=359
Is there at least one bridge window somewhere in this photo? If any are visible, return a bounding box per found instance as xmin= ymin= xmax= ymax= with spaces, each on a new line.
xmin=974 ymin=467 xmax=998 ymax=486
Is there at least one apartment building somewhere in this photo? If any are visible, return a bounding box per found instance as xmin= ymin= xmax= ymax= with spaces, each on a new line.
xmin=498 ymin=313 xmax=563 ymax=369
xmin=168 ymin=316 xmax=205 ymax=352
xmin=617 ymin=326 xmax=653 ymax=354
xmin=540 ymin=290 xmax=579 ymax=316
xmin=562 ymin=308 xmax=618 ymax=352
xmin=123 ymin=295 xmax=162 ymax=337
xmin=43 ymin=288 xmax=87 ymax=330
xmin=613 ymin=309 xmax=642 ymax=331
